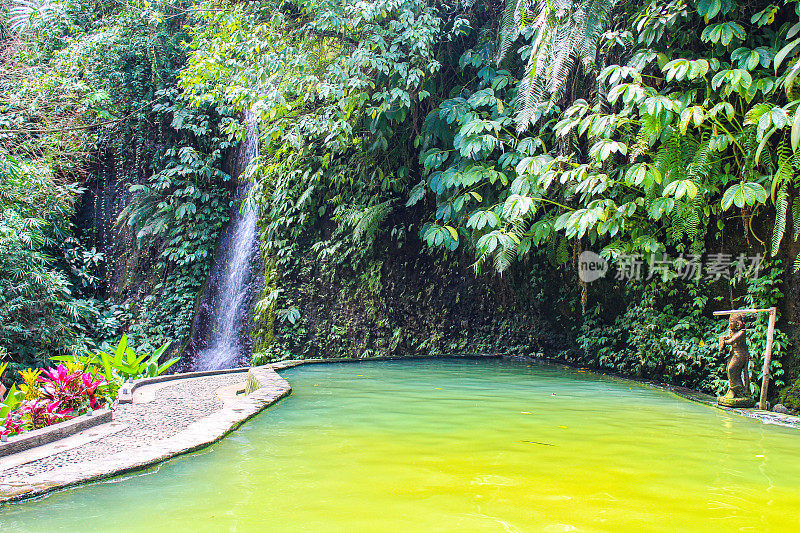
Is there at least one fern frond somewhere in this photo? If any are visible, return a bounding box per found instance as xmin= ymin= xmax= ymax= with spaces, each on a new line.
xmin=629 ymin=126 xmax=651 ymax=161
xmin=672 ymin=213 xmax=684 ymax=241
xmin=792 ymin=196 xmax=800 ymax=241
xmin=688 ymin=136 xmax=712 ymax=181
xmin=515 ymin=0 xmax=618 ymax=131
xmin=496 ymin=0 xmax=523 ymax=65
xmin=674 ymin=197 xmax=702 ymax=243
xmin=342 ymin=200 xmax=394 ymax=243
xmin=686 ymin=208 xmax=700 ymax=240
xmin=653 ymin=133 xmax=683 ymax=184
xmin=553 ymin=236 xmax=570 ymax=265
xmin=493 ymin=244 xmax=517 ymax=273
xmin=772 ymin=181 xmax=789 ymax=256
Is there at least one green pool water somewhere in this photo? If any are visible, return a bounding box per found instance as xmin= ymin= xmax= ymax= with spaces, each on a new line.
xmin=3 ymin=359 xmax=800 ymax=532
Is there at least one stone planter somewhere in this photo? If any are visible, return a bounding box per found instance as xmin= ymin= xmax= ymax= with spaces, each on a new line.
xmin=0 ymin=407 xmax=112 ymax=457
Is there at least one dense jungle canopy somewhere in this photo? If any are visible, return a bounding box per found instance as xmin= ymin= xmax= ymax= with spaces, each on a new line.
xmin=3 ymin=0 xmax=800 ymax=405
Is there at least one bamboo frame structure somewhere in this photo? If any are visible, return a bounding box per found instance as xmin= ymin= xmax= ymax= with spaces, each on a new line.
xmin=713 ymin=307 xmax=777 ymax=410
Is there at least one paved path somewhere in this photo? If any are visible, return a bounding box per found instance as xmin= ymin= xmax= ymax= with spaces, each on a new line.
xmin=0 ymin=366 xmax=292 ymax=502
xmin=0 ymin=374 xmax=246 ymax=480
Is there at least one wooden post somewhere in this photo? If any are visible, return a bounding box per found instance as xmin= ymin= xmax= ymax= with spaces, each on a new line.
xmin=713 ymin=308 xmax=773 ymax=315
xmin=713 ymin=306 xmax=778 ymax=410
xmin=758 ymin=307 xmax=777 ymax=410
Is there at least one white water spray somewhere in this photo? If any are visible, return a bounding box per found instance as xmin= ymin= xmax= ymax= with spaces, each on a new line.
xmin=193 ymin=111 xmax=260 ymax=371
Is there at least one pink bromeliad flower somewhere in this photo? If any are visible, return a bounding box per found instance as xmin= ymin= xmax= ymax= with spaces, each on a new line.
xmin=39 ymin=364 xmax=83 ymax=410
xmin=0 ymin=413 xmax=22 ymax=437
xmin=18 ymin=399 xmax=74 ymax=429
xmin=81 ymin=373 xmax=107 ymax=409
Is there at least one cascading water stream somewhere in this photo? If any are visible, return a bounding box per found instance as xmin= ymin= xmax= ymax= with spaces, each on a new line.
xmin=186 ymin=111 xmax=261 ymax=371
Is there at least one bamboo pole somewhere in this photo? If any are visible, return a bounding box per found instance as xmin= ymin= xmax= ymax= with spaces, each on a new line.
xmin=713 ymin=306 xmax=777 ymax=410
xmin=713 ymin=308 xmax=773 ymax=315
xmin=758 ymin=308 xmax=777 ymax=410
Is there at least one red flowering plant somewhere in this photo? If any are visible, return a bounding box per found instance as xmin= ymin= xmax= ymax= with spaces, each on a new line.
xmin=39 ymin=364 xmax=109 ymax=412
xmin=17 ymin=399 xmax=74 ymax=430
xmin=38 ymin=364 xmax=81 ymax=408
xmin=2 ymin=419 xmax=20 ymax=436
xmin=1 ymin=410 xmax=22 ymax=437
xmin=80 ymin=373 xmax=107 ymax=409
xmin=0 ymin=363 xmax=110 ymax=438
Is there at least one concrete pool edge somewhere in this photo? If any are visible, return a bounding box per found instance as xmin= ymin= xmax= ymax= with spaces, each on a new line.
xmin=663 ymin=384 xmax=800 ymax=429
xmin=0 ymin=365 xmax=291 ymax=503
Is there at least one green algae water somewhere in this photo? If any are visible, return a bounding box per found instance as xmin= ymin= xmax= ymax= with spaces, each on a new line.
xmin=3 ymin=359 xmax=800 ymax=532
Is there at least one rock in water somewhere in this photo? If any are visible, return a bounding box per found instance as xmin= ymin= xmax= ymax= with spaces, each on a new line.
xmin=772 ymin=403 xmax=793 ymax=415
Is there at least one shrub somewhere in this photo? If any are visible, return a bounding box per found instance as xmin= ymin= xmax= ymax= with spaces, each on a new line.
xmin=0 ymin=363 xmax=109 ymax=437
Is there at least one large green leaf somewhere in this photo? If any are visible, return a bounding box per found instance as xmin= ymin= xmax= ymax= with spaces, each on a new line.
xmin=722 ymin=182 xmax=768 ymax=210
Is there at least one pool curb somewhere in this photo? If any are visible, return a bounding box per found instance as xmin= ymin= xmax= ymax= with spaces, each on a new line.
xmin=0 ymin=409 xmax=113 ymax=458
xmin=117 ymin=367 xmax=253 ymax=404
xmin=661 ymin=385 xmax=800 ymax=429
xmin=0 ymin=365 xmax=290 ymax=504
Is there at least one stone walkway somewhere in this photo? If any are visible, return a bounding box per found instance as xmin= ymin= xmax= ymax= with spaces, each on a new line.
xmin=0 ymin=365 xmax=291 ymax=502
xmin=0 ymin=374 xmax=244 ymax=479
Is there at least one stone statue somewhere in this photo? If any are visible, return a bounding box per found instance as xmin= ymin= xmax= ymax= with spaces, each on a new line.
xmin=717 ymin=313 xmax=754 ymax=407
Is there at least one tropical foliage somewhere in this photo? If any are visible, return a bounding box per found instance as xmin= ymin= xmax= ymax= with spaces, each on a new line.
xmin=2 ymin=0 xmax=800 ymax=402
xmin=0 ymin=336 xmax=175 ymax=436
xmin=173 ymin=0 xmax=799 ymax=393
xmin=0 ymin=156 xmax=91 ymax=368
xmin=54 ymin=335 xmax=178 ymax=399
xmin=0 ymin=0 xmax=230 ymax=377
xmin=1 ymin=362 xmax=109 ymax=437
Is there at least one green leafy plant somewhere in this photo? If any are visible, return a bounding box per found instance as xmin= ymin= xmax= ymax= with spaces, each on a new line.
xmin=54 ymin=335 xmax=178 ymax=400
xmin=0 ymin=384 xmax=24 ymax=423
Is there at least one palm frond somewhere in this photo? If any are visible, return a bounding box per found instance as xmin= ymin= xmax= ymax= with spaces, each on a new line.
xmin=496 ymin=0 xmax=524 ymax=65
xmin=514 ymin=0 xmax=619 ymax=132
xmin=7 ymin=0 xmax=64 ymax=34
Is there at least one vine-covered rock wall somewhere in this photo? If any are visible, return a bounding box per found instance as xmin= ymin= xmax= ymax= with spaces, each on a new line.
xmin=258 ymin=231 xmax=574 ymax=364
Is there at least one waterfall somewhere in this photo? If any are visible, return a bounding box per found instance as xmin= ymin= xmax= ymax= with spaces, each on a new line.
xmin=185 ymin=111 xmax=262 ymax=371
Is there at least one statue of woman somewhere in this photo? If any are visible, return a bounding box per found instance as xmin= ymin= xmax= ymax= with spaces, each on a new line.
xmin=717 ymin=313 xmax=754 ymax=407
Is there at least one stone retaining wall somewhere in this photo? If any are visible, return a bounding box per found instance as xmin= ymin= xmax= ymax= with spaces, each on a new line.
xmin=0 ymin=409 xmax=112 ymax=458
